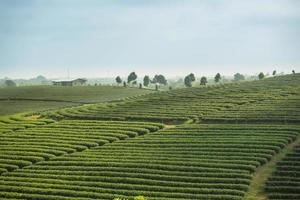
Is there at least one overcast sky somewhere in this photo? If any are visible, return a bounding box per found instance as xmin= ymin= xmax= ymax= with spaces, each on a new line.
xmin=0 ymin=0 xmax=299 ymax=78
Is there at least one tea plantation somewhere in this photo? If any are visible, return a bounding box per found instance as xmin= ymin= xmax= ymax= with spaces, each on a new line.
xmin=265 ymin=143 xmax=300 ymax=200
xmin=0 ymin=74 xmax=299 ymax=200
xmin=45 ymin=74 xmax=300 ymax=124
xmin=0 ymin=86 xmax=153 ymax=116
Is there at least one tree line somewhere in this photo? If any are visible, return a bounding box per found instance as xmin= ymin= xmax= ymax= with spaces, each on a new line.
xmin=115 ymin=70 xmax=296 ymax=89
xmin=115 ymin=72 xmax=168 ymax=90
xmin=1 ymin=69 xmax=296 ymax=88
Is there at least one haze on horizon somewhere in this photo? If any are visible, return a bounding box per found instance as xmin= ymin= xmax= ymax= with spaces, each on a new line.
xmin=0 ymin=0 xmax=300 ymax=79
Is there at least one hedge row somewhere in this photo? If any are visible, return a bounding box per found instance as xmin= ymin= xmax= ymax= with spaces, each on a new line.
xmin=265 ymin=144 xmax=300 ymax=199
xmin=0 ymin=124 xmax=298 ymax=199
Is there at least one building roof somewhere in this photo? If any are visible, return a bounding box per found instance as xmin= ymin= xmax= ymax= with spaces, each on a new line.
xmin=52 ymin=78 xmax=86 ymax=82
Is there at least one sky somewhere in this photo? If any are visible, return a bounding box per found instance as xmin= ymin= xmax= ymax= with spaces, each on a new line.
xmin=0 ymin=0 xmax=300 ymax=79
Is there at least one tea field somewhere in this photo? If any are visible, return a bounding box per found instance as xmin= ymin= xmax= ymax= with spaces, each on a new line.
xmin=0 ymin=74 xmax=299 ymax=200
xmin=45 ymin=74 xmax=300 ymax=124
xmin=0 ymin=86 xmax=153 ymax=116
xmin=265 ymin=143 xmax=300 ymax=200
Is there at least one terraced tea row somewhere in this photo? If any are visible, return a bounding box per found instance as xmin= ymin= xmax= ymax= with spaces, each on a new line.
xmin=265 ymin=143 xmax=300 ymax=200
xmin=0 ymin=114 xmax=54 ymax=134
xmin=0 ymin=120 xmax=163 ymax=174
xmin=0 ymin=124 xmax=298 ymax=200
xmin=45 ymin=74 xmax=300 ymax=124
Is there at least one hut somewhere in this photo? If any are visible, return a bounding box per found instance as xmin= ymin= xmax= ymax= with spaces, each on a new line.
xmin=52 ymin=78 xmax=87 ymax=86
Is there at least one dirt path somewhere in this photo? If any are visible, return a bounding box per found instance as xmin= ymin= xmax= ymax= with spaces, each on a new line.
xmin=244 ymin=137 xmax=300 ymax=200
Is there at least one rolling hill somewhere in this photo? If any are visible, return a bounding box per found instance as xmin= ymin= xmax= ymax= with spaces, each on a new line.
xmin=0 ymin=74 xmax=299 ymax=200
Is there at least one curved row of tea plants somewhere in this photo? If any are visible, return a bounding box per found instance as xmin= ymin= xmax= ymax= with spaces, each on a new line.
xmin=1 ymin=74 xmax=299 ymax=199
xmin=265 ymin=143 xmax=300 ymax=199
xmin=44 ymin=74 xmax=300 ymax=124
xmin=0 ymin=124 xmax=299 ymax=200
xmin=0 ymin=119 xmax=163 ymax=174
xmin=0 ymin=114 xmax=54 ymax=134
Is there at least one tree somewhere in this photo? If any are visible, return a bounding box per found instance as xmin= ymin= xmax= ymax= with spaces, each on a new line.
xmin=4 ymin=80 xmax=16 ymax=87
xmin=184 ymin=76 xmax=192 ymax=87
xmin=127 ymin=72 xmax=137 ymax=83
xmin=152 ymin=74 xmax=167 ymax=85
xmin=272 ymin=70 xmax=276 ymax=76
xmin=258 ymin=72 xmax=265 ymax=80
xmin=184 ymin=73 xmax=195 ymax=87
xmin=123 ymin=81 xmax=127 ymax=87
xmin=214 ymin=73 xmax=221 ymax=83
xmin=200 ymin=76 xmax=207 ymax=85
xmin=188 ymin=73 xmax=195 ymax=82
xmin=143 ymin=75 xmax=150 ymax=87
xmin=115 ymin=76 xmax=122 ymax=84
xmin=132 ymin=80 xmax=137 ymax=85
xmin=234 ymin=73 xmax=245 ymax=81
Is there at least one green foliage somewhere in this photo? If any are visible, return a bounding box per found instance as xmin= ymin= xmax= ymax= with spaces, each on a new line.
xmin=200 ymin=76 xmax=208 ymax=85
xmin=258 ymin=72 xmax=265 ymax=80
xmin=0 ymin=118 xmax=162 ymax=174
xmin=184 ymin=76 xmax=192 ymax=87
xmin=134 ymin=196 xmax=146 ymax=200
xmin=234 ymin=73 xmax=245 ymax=81
xmin=113 ymin=196 xmax=146 ymax=200
xmin=0 ymin=74 xmax=299 ymax=200
xmin=152 ymin=74 xmax=167 ymax=85
xmin=127 ymin=72 xmax=137 ymax=83
xmin=0 ymin=122 xmax=298 ymax=200
xmin=265 ymin=144 xmax=300 ymax=199
xmin=184 ymin=73 xmax=195 ymax=87
xmin=143 ymin=75 xmax=150 ymax=87
xmin=45 ymin=74 xmax=300 ymax=124
xmin=113 ymin=196 xmax=147 ymax=200
xmin=215 ymin=73 xmax=221 ymax=83
xmin=116 ymin=76 xmax=122 ymax=84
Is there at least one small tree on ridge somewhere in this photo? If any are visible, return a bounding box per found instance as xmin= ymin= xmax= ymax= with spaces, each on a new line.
xmin=258 ymin=72 xmax=265 ymax=80
xmin=115 ymin=76 xmax=122 ymax=85
xmin=200 ymin=76 xmax=207 ymax=85
xmin=127 ymin=72 xmax=137 ymax=84
xmin=214 ymin=73 xmax=221 ymax=83
xmin=143 ymin=75 xmax=150 ymax=87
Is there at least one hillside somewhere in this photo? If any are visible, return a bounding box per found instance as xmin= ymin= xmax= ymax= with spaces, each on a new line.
xmin=0 ymin=74 xmax=299 ymax=200
xmin=0 ymin=85 xmax=153 ymax=116
xmin=46 ymin=74 xmax=300 ymax=124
